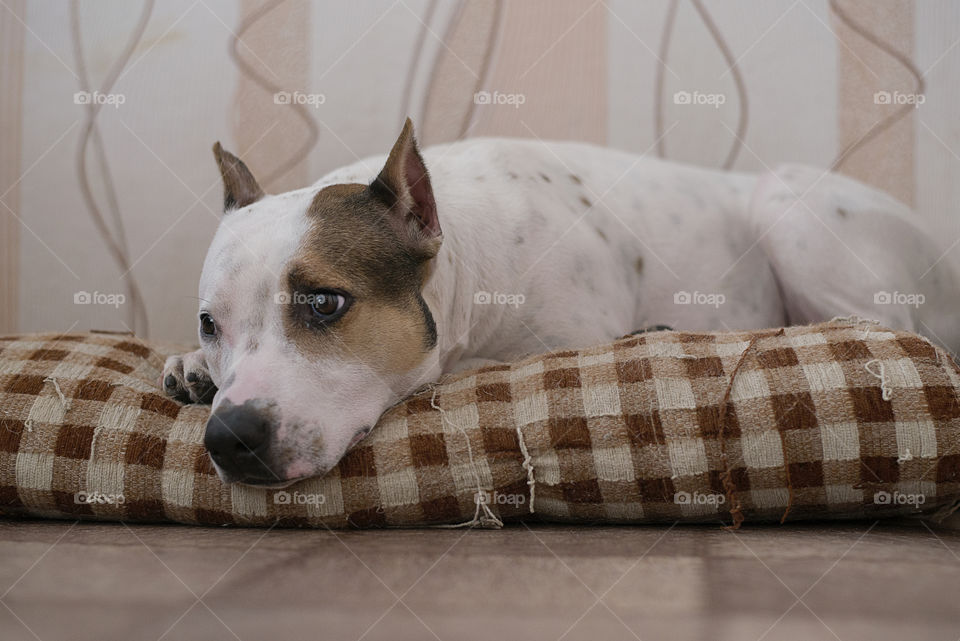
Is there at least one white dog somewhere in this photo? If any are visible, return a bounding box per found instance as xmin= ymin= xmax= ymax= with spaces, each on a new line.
xmin=162 ymin=119 xmax=960 ymax=486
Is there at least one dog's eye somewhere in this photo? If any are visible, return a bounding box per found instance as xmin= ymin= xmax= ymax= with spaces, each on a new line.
xmin=308 ymin=291 xmax=349 ymax=321
xmin=199 ymin=313 xmax=217 ymax=338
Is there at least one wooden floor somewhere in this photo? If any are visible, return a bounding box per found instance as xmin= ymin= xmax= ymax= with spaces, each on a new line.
xmin=0 ymin=519 xmax=958 ymax=641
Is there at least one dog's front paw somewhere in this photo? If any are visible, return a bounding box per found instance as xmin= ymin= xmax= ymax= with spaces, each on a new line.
xmin=161 ymin=349 xmax=217 ymax=404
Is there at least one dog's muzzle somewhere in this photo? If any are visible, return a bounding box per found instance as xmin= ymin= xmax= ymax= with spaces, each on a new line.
xmin=204 ymin=401 xmax=279 ymax=484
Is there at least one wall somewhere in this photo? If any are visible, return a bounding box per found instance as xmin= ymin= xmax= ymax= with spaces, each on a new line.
xmin=1 ymin=0 xmax=957 ymax=342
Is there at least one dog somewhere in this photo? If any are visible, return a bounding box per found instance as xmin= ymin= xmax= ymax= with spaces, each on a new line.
xmin=161 ymin=118 xmax=960 ymax=487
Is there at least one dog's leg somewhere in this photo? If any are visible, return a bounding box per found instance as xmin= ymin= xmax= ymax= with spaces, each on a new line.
xmin=161 ymin=349 xmax=217 ymax=404
xmin=449 ymin=357 xmax=505 ymax=374
xmin=748 ymin=165 xmax=960 ymax=353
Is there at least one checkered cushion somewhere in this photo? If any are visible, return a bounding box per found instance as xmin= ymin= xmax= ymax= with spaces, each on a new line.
xmin=1 ymin=320 xmax=959 ymax=528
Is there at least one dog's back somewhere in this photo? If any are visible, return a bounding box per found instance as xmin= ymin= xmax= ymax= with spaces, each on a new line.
xmin=166 ymin=123 xmax=960 ymax=487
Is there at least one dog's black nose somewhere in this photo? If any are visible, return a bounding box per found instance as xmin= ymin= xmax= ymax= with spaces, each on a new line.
xmin=204 ymin=403 xmax=273 ymax=481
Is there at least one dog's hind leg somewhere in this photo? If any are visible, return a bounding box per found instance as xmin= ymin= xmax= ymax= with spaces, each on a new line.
xmin=748 ymin=165 xmax=960 ymax=354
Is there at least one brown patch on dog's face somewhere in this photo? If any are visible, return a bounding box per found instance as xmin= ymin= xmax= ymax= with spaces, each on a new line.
xmin=280 ymin=182 xmax=439 ymax=375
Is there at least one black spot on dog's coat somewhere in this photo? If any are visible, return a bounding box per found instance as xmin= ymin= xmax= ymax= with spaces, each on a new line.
xmin=417 ymin=294 xmax=437 ymax=350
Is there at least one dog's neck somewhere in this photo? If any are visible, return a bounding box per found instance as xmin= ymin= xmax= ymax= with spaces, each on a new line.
xmin=421 ymin=209 xmax=509 ymax=373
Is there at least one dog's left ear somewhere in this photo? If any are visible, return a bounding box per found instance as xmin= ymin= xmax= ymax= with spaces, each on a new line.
xmin=371 ymin=118 xmax=441 ymax=255
xmin=212 ymin=142 xmax=264 ymax=212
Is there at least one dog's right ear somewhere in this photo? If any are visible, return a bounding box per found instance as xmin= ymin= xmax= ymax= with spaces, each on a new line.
xmin=212 ymin=142 xmax=264 ymax=212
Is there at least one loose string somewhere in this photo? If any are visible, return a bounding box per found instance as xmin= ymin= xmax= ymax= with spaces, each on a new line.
xmin=715 ymin=335 xmax=764 ymax=529
xmin=516 ymin=425 xmax=536 ymax=514
xmin=43 ymin=377 xmax=71 ymax=411
xmin=864 ymin=359 xmax=893 ymax=401
xmin=429 ymin=387 xmax=503 ymax=529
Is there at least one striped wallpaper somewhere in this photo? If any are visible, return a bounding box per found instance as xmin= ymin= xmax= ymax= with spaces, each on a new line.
xmin=2 ymin=0 xmax=958 ymax=341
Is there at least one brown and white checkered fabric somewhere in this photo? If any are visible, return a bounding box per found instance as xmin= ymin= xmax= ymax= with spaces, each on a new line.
xmin=1 ymin=321 xmax=959 ymax=528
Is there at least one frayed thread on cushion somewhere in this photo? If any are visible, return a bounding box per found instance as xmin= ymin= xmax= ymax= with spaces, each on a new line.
xmin=516 ymin=425 xmax=536 ymax=514
xmin=429 ymin=387 xmax=503 ymax=529
xmin=864 ymin=359 xmax=893 ymax=401
xmin=43 ymin=377 xmax=70 ymax=411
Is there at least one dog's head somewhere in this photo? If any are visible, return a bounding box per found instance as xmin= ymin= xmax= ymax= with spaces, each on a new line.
xmin=198 ymin=119 xmax=443 ymax=486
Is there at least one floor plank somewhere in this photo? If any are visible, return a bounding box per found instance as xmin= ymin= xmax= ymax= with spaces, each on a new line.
xmin=0 ymin=520 xmax=958 ymax=640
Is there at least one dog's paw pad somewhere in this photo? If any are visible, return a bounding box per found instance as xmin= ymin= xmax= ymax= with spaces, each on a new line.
xmin=185 ymin=374 xmax=217 ymax=404
xmin=161 ymin=353 xmax=217 ymax=405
